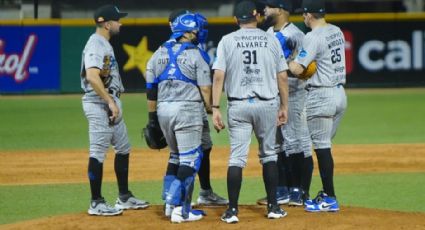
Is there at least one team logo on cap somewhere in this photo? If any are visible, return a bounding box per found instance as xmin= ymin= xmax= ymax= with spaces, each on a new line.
xmin=97 ymin=17 xmax=104 ymax=22
xmin=252 ymin=9 xmax=257 ymax=16
xmin=114 ymin=6 xmax=120 ymax=13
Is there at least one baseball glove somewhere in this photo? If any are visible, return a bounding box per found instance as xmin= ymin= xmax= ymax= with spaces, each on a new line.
xmin=142 ymin=112 xmax=167 ymax=150
xmin=298 ymin=61 xmax=317 ymax=80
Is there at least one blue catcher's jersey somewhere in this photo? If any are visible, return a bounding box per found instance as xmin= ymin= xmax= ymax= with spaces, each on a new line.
xmin=146 ymin=41 xmax=211 ymax=102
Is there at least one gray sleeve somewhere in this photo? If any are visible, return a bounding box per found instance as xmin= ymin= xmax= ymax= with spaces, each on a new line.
xmin=195 ymin=50 xmax=212 ymax=86
xmin=212 ymin=38 xmax=226 ymax=71
xmin=295 ymin=33 xmax=318 ymax=68
xmin=272 ymin=36 xmax=288 ymax=72
xmin=146 ymin=50 xmax=159 ymax=84
xmin=84 ymin=40 xmax=104 ymax=70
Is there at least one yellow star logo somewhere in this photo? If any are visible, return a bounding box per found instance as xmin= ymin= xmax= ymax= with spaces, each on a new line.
xmin=122 ymin=36 xmax=153 ymax=76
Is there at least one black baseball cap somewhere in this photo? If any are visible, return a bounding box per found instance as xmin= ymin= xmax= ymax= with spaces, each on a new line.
xmin=94 ymin=5 xmax=128 ymax=23
xmin=302 ymin=0 xmax=326 ymax=13
xmin=169 ymin=9 xmax=190 ymax=22
xmin=259 ymin=0 xmax=292 ymax=12
xmin=234 ymin=1 xmax=258 ymax=22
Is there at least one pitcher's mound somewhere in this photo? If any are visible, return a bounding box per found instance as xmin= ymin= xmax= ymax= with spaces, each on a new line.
xmin=2 ymin=205 xmax=425 ymax=230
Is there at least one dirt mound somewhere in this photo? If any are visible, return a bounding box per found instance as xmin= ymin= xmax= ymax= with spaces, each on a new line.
xmin=2 ymin=205 xmax=424 ymax=230
xmin=1 ymin=144 xmax=424 ymax=185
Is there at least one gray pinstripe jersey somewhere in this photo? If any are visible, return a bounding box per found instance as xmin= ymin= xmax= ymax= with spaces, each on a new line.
xmin=295 ymin=24 xmax=346 ymax=87
xmin=267 ymin=23 xmax=305 ymax=91
xmin=212 ymin=28 xmax=287 ymax=99
xmin=80 ymin=34 xmax=124 ymax=94
xmin=146 ymin=43 xmax=211 ymax=102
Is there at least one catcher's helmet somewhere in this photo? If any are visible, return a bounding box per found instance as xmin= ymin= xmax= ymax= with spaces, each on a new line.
xmin=170 ymin=13 xmax=200 ymax=39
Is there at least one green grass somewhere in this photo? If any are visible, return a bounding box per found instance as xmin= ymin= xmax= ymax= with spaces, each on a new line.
xmin=1 ymin=89 xmax=425 ymax=150
xmin=1 ymin=172 xmax=424 ymax=225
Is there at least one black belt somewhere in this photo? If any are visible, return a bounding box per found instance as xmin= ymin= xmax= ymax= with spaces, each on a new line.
xmin=108 ymin=89 xmax=121 ymax=98
xmin=228 ymin=96 xmax=275 ymax=101
xmin=305 ymin=83 xmax=343 ymax=91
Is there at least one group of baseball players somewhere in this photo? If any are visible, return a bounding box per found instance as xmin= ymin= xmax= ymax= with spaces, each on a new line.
xmin=80 ymin=0 xmax=347 ymax=224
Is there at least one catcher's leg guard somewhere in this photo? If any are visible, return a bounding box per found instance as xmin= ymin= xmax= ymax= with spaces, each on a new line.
xmin=162 ymin=175 xmax=177 ymax=201
xmin=179 ymin=146 xmax=203 ymax=172
xmin=181 ymin=175 xmax=195 ymax=219
xmin=165 ymin=179 xmax=182 ymax=206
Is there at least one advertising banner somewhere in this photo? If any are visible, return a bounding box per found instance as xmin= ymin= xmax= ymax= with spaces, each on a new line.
xmin=337 ymin=20 xmax=425 ymax=87
xmin=0 ymin=26 xmax=60 ymax=93
xmin=112 ymin=20 xmax=425 ymax=91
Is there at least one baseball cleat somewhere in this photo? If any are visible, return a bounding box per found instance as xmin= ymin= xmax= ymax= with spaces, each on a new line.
xmin=305 ymin=195 xmax=339 ymax=212
xmin=88 ymin=198 xmax=123 ymax=216
xmin=196 ymin=189 xmax=228 ymax=206
xmin=221 ymin=208 xmax=239 ymax=224
xmin=170 ymin=206 xmax=204 ymax=223
xmin=267 ymin=204 xmax=287 ymax=219
xmin=164 ymin=203 xmax=175 ymax=217
xmin=304 ymin=190 xmax=326 ymax=207
xmin=115 ymin=191 xmax=150 ymax=210
xmin=288 ymin=187 xmax=303 ymax=206
xmin=257 ymin=187 xmax=290 ymax=205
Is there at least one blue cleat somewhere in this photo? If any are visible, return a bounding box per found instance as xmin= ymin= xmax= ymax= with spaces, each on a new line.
xmin=305 ymin=195 xmax=339 ymax=212
xmin=288 ymin=187 xmax=303 ymax=206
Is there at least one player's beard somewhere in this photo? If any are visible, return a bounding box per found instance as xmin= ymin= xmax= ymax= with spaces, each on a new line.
xmin=262 ymin=15 xmax=277 ymax=28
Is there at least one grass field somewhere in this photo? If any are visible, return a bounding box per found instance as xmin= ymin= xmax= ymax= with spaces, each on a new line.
xmin=0 ymin=88 xmax=425 ymax=225
xmin=1 ymin=88 xmax=425 ymax=150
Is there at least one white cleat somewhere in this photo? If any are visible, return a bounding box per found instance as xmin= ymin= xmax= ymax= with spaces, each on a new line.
xmin=171 ymin=206 xmax=204 ymax=223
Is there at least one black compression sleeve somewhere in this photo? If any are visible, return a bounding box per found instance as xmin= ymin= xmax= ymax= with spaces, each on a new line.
xmin=146 ymin=88 xmax=158 ymax=100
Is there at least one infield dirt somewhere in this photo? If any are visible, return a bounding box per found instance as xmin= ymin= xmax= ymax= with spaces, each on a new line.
xmin=1 ymin=144 xmax=425 ymax=229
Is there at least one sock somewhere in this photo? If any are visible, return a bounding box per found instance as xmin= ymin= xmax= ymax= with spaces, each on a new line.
xmin=289 ymin=152 xmax=304 ymax=188
xmin=227 ymin=166 xmax=242 ymax=210
xmin=166 ymin=162 xmax=179 ymax=176
xmin=301 ymin=156 xmax=313 ymax=198
xmin=197 ymin=148 xmax=212 ymax=190
xmin=283 ymin=152 xmax=293 ymax=188
xmin=263 ymin=161 xmax=278 ymax=206
xmin=315 ymin=148 xmax=335 ymax=197
xmin=114 ymin=154 xmax=129 ymax=195
xmin=88 ymin=157 xmax=103 ymax=200
xmin=277 ymin=151 xmax=288 ymax=187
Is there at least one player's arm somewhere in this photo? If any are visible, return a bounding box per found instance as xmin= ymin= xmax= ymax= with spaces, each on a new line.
xmin=146 ymin=52 xmax=158 ymax=113
xmin=277 ymin=70 xmax=288 ymax=125
xmin=212 ymin=69 xmax=224 ymax=109
xmin=288 ymin=61 xmax=305 ymax=75
xmin=289 ymin=34 xmax=317 ymax=77
xmin=85 ymin=67 xmax=119 ymax=122
xmin=212 ymin=69 xmax=225 ymax=131
xmin=272 ymin=36 xmax=289 ymax=125
xmin=196 ymin=49 xmax=213 ymax=113
xmin=200 ymin=86 xmax=211 ymax=113
xmin=211 ymin=39 xmax=226 ymax=132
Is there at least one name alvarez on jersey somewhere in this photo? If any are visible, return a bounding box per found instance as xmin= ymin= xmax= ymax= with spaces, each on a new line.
xmin=235 ymin=35 xmax=269 ymax=48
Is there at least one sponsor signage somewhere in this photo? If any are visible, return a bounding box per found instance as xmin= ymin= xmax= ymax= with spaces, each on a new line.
xmin=114 ymin=21 xmax=425 ymax=90
xmin=0 ymin=26 xmax=60 ymax=93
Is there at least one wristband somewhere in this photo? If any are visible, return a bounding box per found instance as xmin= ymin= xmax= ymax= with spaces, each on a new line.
xmin=212 ymin=105 xmax=220 ymax=109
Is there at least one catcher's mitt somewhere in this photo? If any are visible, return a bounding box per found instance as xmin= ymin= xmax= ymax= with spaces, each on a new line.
xmin=142 ymin=112 xmax=167 ymax=149
xmin=298 ymin=61 xmax=317 ymax=80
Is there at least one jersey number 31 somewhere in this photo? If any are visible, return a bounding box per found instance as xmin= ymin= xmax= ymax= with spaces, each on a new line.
xmin=243 ymin=50 xmax=258 ymax=64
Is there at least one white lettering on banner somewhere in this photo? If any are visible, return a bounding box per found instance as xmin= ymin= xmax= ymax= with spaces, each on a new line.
xmin=0 ymin=34 xmax=37 ymax=83
xmin=358 ymin=30 xmax=423 ymax=72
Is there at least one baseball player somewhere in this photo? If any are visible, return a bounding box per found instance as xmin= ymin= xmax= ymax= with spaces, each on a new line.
xmin=81 ymin=4 xmax=149 ymax=216
xmin=161 ymin=9 xmax=228 ymax=207
xmin=212 ymin=0 xmax=289 ymax=223
xmin=256 ymin=0 xmax=313 ymax=207
xmin=289 ymin=0 xmax=347 ymax=212
xmin=146 ymin=13 xmax=211 ymax=223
